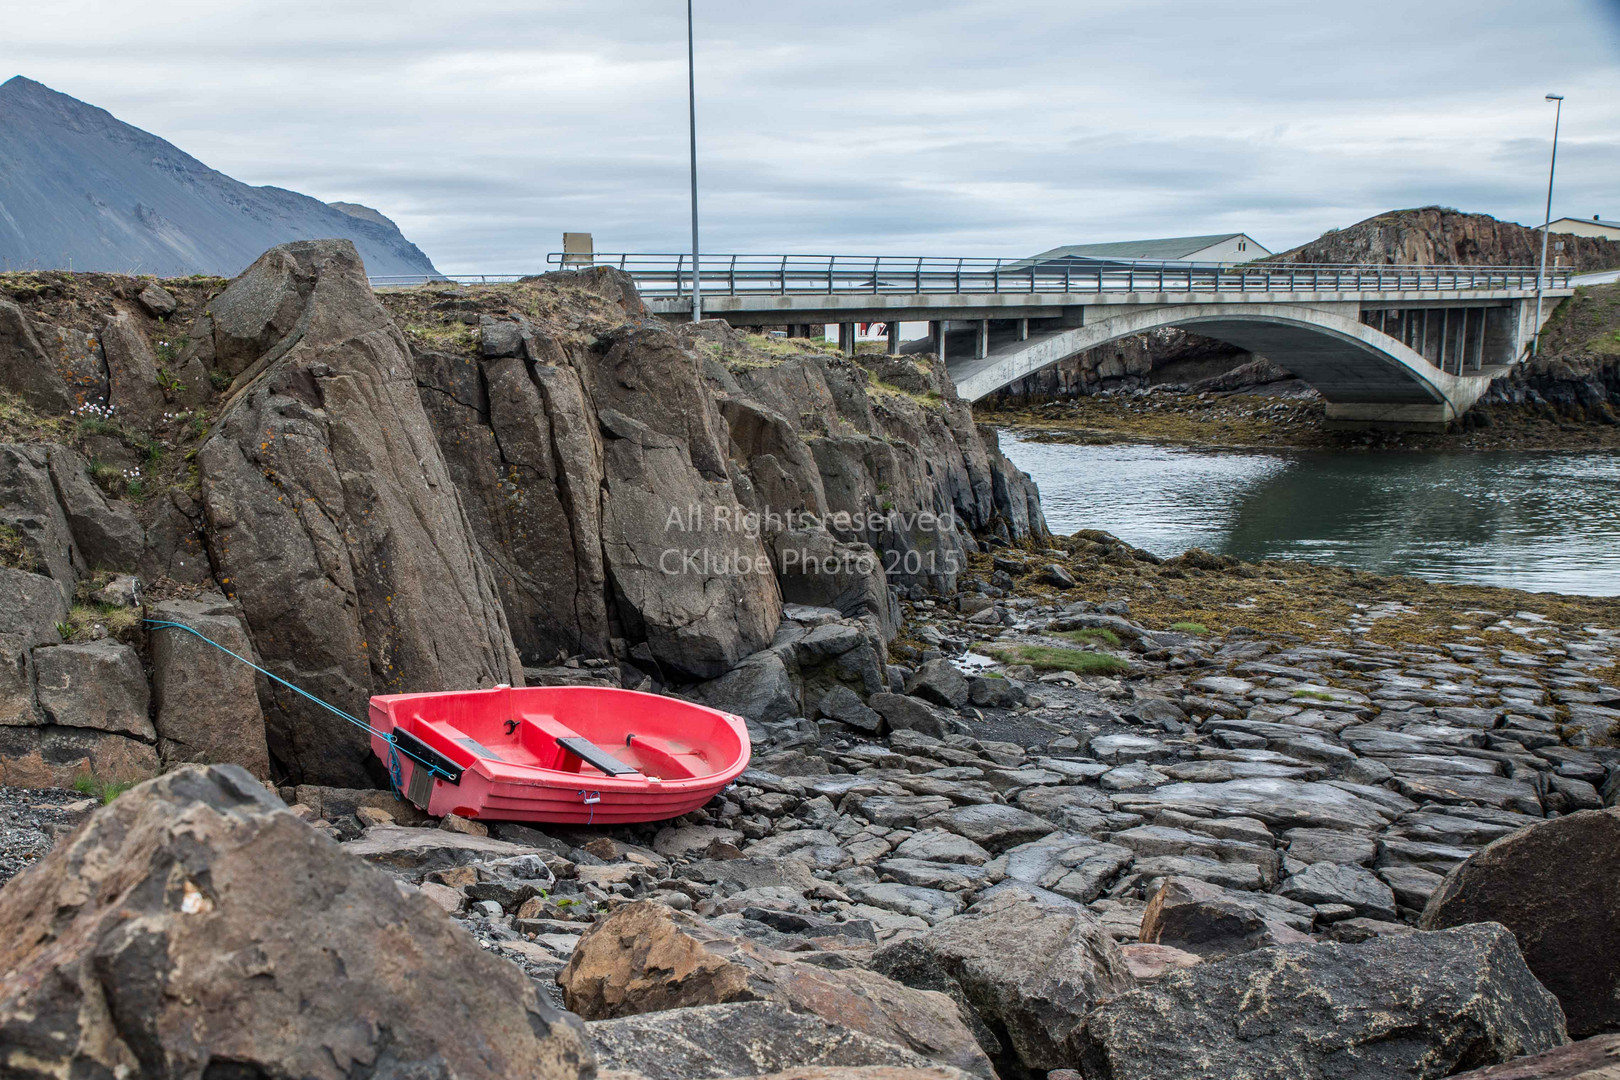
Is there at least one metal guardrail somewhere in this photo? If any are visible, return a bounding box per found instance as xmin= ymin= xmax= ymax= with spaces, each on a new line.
xmin=371 ymin=256 xmax=1573 ymax=296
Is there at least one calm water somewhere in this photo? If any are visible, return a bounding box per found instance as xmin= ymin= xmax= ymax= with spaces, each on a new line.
xmin=998 ymin=433 xmax=1620 ymax=596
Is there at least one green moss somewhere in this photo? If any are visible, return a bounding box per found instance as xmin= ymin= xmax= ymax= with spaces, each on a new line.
xmin=989 ymin=643 xmax=1130 ymax=675
xmin=1292 ymin=688 xmax=1337 ymax=701
xmin=1170 ymin=621 xmax=1210 ymax=635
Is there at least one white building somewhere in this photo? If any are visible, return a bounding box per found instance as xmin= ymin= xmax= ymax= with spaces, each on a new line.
xmin=1024 ymin=232 xmax=1272 ymax=266
xmin=1546 ymin=216 xmax=1620 ymax=241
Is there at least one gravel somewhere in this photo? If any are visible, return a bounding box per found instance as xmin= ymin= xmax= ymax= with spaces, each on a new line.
xmin=0 ymin=785 xmax=93 ymax=886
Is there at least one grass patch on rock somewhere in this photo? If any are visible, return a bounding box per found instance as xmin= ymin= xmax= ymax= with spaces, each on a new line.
xmin=1057 ymin=626 xmax=1121 ymax=647
xmin=72 ymin=774 xmax=133 ymax=805
xmin=1170 ymin=621 xmax=1210 ymax=635
xmin=989 ymin=643 xmax=1130 ymax=675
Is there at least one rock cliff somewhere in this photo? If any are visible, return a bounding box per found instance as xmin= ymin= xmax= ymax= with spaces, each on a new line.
xmin=1275 ymin=207 xmax=1620 ymax=272
xmin=0 ymin=242 xmax=1043 ymax=789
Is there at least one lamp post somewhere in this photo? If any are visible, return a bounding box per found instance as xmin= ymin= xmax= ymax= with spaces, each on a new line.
xmin=1533 ymin=92 xmax=1564 ymax=357
xmin=686 ymin=0 xmax=701 ymax=323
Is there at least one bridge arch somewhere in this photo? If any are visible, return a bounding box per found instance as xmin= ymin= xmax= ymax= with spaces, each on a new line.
xmin=949 ymin=302 xmax=1492 ymax=423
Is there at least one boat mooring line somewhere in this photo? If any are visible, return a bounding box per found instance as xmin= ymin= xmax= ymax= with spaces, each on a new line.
xmin=142 ymin=619 xmax=456 ymax=783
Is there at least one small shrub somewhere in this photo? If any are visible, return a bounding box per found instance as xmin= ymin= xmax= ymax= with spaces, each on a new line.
xmin=155 ymin=367 xmax=188 ymax=396
xmin=1170 ymin=621 xmax=1209 ymax=635
xmin=208 ymin=370 xmax=233 ymax=391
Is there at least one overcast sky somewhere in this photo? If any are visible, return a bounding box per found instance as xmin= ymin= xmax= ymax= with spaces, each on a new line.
xmin=7 ymin=0 xmax=1620 ymax=272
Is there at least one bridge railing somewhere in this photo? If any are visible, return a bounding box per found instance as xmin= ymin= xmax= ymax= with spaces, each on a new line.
xmin=370 ymin=257 xmax=1572 ymax=296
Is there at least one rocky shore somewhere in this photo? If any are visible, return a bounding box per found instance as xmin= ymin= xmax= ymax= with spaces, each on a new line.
xmin=1 ymin=242 xmax=1618 ymax=1078
xmin=3 ymin=537 xmax=1617 ymax=1078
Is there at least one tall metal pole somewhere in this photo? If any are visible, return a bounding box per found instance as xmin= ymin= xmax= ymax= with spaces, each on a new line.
xmin=1533 ymin=93 xmax=1564 ymax=358
xmin=687 ymin=0 xmax=701 ymax=323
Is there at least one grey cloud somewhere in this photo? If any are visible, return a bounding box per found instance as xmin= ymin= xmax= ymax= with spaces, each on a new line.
xmin=8 ymin=0 xmax=1616 ymax=271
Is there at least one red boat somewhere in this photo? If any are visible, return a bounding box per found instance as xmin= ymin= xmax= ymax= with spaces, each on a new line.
xmin=367 ymin=685 xmax=751 ymax=825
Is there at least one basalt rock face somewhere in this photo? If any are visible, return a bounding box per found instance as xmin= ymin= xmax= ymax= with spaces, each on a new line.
xmin=397 ymin=274 xmax=1043 ymax=679
xmin=198 ymin=240 xmax=522 ymax=785
xmin=0 ymin=764 xmax=592 ymax=1079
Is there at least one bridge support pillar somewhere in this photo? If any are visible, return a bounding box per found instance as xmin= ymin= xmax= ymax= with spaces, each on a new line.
xmin=931 ymin=320 xmax=946 ymax=363
xmin=1323 ymin=402 xmax=1455 ymax=433
xmin=838 ymin=322 xmax=854 ymax=356
xmin=1016 ymin=318 xmax=1029 ymax=341
xmin=887 ymin=321 xmax=900 ymax=355
xmin=975 ymin=319 xmax=989 ymax=359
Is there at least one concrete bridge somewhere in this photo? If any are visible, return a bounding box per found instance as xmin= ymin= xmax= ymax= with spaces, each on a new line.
xmin=527 ymin=255 xmax=1574 ymax=429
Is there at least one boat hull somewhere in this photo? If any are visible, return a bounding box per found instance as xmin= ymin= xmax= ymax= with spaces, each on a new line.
xmin=367 ymin=685 xmax=751 ymax=825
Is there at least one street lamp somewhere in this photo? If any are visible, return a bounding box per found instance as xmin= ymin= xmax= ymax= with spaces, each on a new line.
xmin=1533 ymin=92 xmax=1564 ymax=357
xmin=686 ymin=0 xmax=701 ymax=323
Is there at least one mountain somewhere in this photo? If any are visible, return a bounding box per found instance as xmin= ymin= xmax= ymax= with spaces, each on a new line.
xmin=1273 ymin=207 xmax=1620 ymax=272
xmin=0 ymin=76 xmax=440 ymax=279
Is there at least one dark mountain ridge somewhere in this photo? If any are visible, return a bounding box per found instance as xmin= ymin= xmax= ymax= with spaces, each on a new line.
xmin=0 ymin=76 xmax=440 ymax=278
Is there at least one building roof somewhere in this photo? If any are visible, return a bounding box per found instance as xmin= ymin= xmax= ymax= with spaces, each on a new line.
xmin=1025 ymin=233 xmax=1264 ymax=262
xmin=1549 ymin=217 xmax=1620 ymax=230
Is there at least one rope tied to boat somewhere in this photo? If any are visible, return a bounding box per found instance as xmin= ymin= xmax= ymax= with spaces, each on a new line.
xmin=142 ymin=619 xmax=457 ymax=785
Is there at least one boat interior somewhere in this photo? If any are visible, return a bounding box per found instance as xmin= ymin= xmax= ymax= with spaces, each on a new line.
xmin=389 ymin=686 xmax=738 ymax=781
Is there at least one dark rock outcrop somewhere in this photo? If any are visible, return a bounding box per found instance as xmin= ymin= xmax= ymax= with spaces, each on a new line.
xmin=0 ymin=764 xmax=593 ymax=1079
xmin=1421 ymin=808 xmax=1620 ymax=1038
xmin=198 ymin=240 xmax=522 ymax=785
xmin=1071 ymin=924 xmax=1567 ymax=1080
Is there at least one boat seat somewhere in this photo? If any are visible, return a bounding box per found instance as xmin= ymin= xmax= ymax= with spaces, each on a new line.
xmin=517 ymin=711 xmax=641 ymax=776
xmin=556 ymin=737 xmax=639 ymax=776
xmin=625 ymin=732 xmax=712 ymax=778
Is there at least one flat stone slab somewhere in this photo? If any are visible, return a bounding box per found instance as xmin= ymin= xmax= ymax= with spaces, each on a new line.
xmin=1113 ymin=778 xmax=1405 ymax=833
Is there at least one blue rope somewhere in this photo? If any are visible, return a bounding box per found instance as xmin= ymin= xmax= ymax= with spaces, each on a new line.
xmin=143 ymin=619 xmax=455 ymax=782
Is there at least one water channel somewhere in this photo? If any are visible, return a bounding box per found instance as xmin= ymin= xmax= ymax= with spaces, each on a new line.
xmin=997 ymin=432 xmax=1620 ymax=596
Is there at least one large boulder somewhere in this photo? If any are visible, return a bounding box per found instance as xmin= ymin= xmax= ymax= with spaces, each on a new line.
xmin=0 ymin=765 xmax=593 ymax=1078
xmin=1071 ymin=924 xmax=1567 ymax=1080
xmin=870 ymin=889 xmax=1133 ymax=1073
xmin=559 ymin=900 xmax=993 ymax=1078
xmin=198 ymin=240 xmax=522 ymax=785
xmin=586 ymin=1001 xmax=948 ymax=1080
xmin=1421 ymin=808 xmax=1620 ymax=1038
xmin=149 ymin=595 xmax=271 ymax=776
xmin=697 ymin=648 xmax=800 ymax=723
